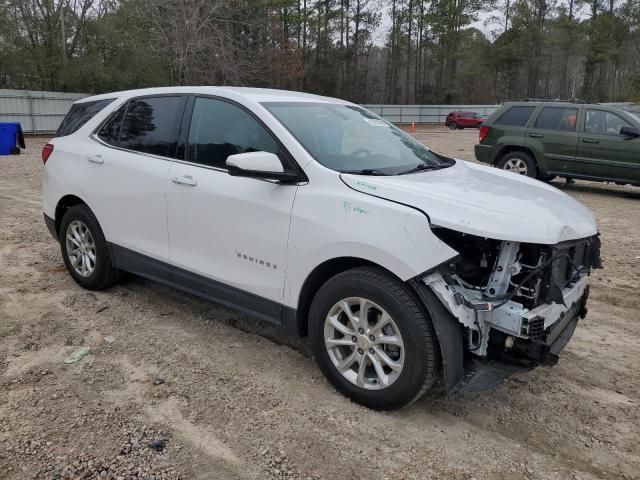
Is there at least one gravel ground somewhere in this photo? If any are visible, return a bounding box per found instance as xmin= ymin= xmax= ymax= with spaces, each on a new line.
xmin=1 ymin=127 xmax=639 ymax=480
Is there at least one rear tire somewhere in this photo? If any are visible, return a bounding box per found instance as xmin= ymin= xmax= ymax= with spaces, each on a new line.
xmin=449 ymin=122 xmax=458 ymax=130
xmin=497 ymin=151 xmax=537 ymax=178
xmin=59 ymin=204 xmax=120 ymax=290
xmin=309 ymin=266 xmax=439 ymax=410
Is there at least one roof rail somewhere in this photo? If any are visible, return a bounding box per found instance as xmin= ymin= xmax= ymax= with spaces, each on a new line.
xmin=516 ymin=98 xmax=593 ymax=104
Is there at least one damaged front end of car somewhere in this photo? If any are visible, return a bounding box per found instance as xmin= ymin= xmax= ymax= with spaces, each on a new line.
xmin=415 ymin=227 xmax=602 ymax=392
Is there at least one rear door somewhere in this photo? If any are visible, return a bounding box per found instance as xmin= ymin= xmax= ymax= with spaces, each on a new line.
xmin=82 ymin=95 xmax=186 ymax=261
xmin=576 ymin=108 xmax=640 ymax=183
xmin=525 ymin=105 xmax=579 ymax=175
xmin=165 ymin=95 xmax=299 ymax=309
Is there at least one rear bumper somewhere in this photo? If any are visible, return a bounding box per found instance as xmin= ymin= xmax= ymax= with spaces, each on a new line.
xmin=474 ymin=144 xmax=493 ymax=164
xmin=44 ymin=213 xmax=58 ymax=241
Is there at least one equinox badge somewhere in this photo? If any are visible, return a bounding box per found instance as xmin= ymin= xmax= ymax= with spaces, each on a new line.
xmin=236 ymin=251 xmax=277 ymax=270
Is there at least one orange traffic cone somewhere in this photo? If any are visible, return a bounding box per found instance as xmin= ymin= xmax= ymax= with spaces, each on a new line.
xmin=410 ymin=122 xmax=417 ymax=133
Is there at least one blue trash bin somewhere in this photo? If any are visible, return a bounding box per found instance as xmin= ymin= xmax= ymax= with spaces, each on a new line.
xmin=0 ymin=122 xmax=25 ymax=155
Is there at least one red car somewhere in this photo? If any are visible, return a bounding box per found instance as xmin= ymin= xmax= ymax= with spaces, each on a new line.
xmin=445 ymin=111 xmax=486 ymax=129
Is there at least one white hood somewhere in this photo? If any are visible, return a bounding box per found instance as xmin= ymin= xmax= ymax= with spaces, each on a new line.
xmin=341 ymin=160 xmax=597 ymax=245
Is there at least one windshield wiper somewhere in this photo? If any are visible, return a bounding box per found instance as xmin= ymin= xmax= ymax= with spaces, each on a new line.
xmin=339 ymin=168 xmax=390 ymax=176
xmin=398 ymin=163 xmax=446 ymax=175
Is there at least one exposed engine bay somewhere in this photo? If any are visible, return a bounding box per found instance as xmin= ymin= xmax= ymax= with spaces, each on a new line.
xmin=424 ymin=227 xmax=602 ymax=366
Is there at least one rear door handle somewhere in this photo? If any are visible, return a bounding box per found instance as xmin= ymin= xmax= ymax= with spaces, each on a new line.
xmin=529 ymin=133 xmax=544 ymax=138
xmin=171 ymin=175 xmax=198 ymax=187
xmin=87 ymin=154 xmax=104 ymax=164
xmin=582 ymin=138 xmax=600 ymax=144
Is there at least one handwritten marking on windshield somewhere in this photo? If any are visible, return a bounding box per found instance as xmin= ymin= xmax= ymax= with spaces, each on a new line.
xmin=343 ymin=201 xmax=370 ymax=215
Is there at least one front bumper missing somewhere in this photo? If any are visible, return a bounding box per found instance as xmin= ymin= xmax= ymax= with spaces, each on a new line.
xmin=423 ymin=272 xmax=588 ymax=363
xmin=453 ymin=314 xmax=581 ymax=393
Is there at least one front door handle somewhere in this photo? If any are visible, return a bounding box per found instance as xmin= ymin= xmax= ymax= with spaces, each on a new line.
xmin=171 ymin=175 xmax=198 ymax=187
xmin=87 ymin=154 xmax=104 ymax=164
xmin=582 ymin=138 xmax=600 ymax=144
xmin=529 ymin=133 xmax=544 ymax=138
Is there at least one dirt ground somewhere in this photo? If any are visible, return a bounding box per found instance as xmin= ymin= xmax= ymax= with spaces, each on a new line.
xmin=1 ymin=127 xmax=639 ymax=480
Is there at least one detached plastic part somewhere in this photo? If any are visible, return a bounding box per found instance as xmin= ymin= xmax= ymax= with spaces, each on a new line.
xmin=64 ymin=346 xmax=91 ymax=364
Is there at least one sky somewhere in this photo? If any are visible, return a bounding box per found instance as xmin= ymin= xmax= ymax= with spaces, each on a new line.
xmin=371 ymin=8 xmax=498 ymax=46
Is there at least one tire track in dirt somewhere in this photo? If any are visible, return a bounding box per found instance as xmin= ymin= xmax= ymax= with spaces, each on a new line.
xmin=1 ymin=137 xmax=638 ymax=480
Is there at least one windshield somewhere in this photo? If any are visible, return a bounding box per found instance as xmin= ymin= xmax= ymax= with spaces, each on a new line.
xmin=263 ymin=102 xmax=454 ymax=175
xmin=623 ymin=108 xmax=640 ymax=124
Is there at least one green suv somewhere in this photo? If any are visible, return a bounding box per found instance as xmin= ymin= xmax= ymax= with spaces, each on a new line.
xmin=474 ymin=101 xmax=640 ymax=186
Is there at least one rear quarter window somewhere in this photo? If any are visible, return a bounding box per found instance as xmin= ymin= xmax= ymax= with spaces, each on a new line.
xmin=56 ymin=98 xmax=115 ymax=137
xmin=97 ymin=105 xmax=126 ymax=145
xmin=494 ymin=106 xmax=536 ymax=127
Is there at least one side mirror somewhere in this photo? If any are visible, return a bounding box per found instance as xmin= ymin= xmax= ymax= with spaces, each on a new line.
xmin=620 ymin=126 xmax=640 ymax=138
xmin=226 ymin=151 xmax=299 ymax=183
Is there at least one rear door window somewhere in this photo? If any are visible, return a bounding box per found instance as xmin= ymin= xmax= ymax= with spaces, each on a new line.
xmin=118 ymin=96 xmax=184 ymax=158
xmin=495 ymin=106 xmax=536 ymax=127
xmin=533 ymin=107 xmax=578 ymax=131
xmin=56 ymin=98 xmax=115 ymax=137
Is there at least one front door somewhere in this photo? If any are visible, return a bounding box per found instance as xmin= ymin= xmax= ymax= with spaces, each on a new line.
xmin=166 ymin=96 xmax=299 ymax=308
xmin=576 ymin=108 xmax=640 ymax=183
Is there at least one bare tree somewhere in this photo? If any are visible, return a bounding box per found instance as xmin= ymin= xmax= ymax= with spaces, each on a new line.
xmin=138 ymin=0 xmax=256 ymax=85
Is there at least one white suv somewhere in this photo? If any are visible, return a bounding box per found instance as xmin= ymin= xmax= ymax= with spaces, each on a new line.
xmin=42 ymin=87 xmax=601 ymax=409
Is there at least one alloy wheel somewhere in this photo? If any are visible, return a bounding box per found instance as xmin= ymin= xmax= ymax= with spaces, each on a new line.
xmin=503 ymin=157 xmax=529 ymax=175
xmin=65 ymin=220 xmax=96 ymax=277
xmin=323 ymin=297 xmax=405 ymax=390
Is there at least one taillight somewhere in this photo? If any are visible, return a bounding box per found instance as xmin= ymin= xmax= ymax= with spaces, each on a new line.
xmin=479 ymin=126 xmax=490 ymax=143
xmin=42 ymin=143 xmax=54 ymax=164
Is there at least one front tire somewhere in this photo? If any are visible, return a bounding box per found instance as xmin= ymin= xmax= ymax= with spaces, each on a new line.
xmin=59 ymin=204 xmax=120 ymax=290
xmin=448 ymin=122 xmax=458 ymax=130
xmin=497 ymin=151 xmax=537 ymax=178
xmin=309 ymin=267 xmax=438 ymax=410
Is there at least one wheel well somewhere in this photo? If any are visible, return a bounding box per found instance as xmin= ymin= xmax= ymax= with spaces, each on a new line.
xmin=296 ymin=257 xmax=381 ymax=337
xmin=55 ymin=195 xmax=87 ymax=236
xmin=496 ymin=145 xmax=535 ymax=164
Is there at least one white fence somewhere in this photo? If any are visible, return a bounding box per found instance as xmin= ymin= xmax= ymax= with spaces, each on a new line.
xmin=0 ymin=89 xmax=88 ymax=134
xmin=362 ymin=104 xmax=500 ymax=124
xmin=1 ymin=88 xmax=633 ymax=134
xmin=0 ymin=89 xmax=502 ymax=134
